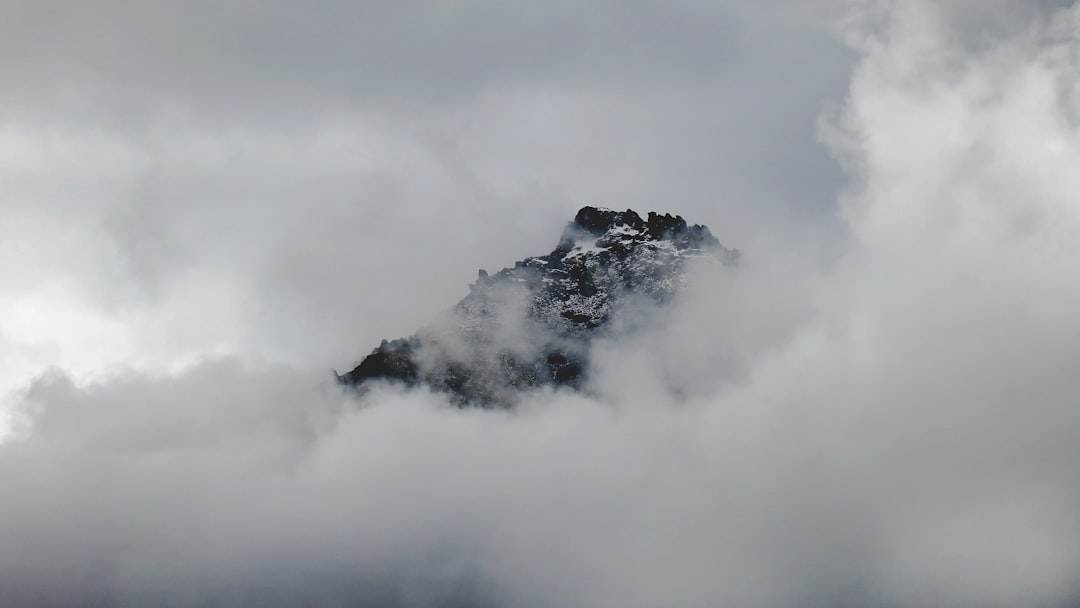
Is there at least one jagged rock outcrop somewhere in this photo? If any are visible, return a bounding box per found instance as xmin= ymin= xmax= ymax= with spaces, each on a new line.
xmin=339 ymin=206 xmax=737 ymax=406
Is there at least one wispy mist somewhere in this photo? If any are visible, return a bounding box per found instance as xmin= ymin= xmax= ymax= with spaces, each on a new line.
xmin=3 ymin=1 xmax=1080 ymax=607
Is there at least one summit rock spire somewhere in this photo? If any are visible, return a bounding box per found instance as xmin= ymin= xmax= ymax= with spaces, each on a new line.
xmin=340 ymin=206 xmax=737 ymax=406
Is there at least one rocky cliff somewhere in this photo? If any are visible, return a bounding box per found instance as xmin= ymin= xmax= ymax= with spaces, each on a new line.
xmin=339 ymin=206 xmax=737 ymax=405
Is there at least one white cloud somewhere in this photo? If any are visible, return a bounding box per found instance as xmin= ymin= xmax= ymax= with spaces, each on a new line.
xmin=3 ymin=0 xmax=1080 ymax=606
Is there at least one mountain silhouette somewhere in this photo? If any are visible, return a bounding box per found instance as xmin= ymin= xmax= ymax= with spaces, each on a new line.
xmin=339 ymin=206 xmax=737 ymax=406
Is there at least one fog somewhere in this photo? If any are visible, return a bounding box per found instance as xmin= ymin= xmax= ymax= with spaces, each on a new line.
xmin=3 ymin=0 xmax=1080 ymax=606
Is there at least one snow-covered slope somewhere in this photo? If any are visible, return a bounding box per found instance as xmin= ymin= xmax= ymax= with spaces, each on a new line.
xmin=339 ymin=206 xmax=737 ymax=405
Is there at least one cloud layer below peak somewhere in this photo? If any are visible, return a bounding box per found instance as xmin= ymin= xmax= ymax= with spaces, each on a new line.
xmin=3 ymin=1 xmax=1080 ymax=606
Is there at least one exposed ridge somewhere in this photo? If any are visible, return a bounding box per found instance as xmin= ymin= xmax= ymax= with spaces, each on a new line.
xmin=339 ymin=206 xmax=737 ymax=406
xmin=566 ymin=206 xmax=719 ymax=249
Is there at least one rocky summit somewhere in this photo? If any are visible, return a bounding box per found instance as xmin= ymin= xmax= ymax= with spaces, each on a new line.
xmin=339 ymin=206 xmax=738 ymax=406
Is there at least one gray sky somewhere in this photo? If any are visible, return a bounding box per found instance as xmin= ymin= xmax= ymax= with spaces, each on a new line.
xmin=3 ymin=1 xmax=1080 ymax=606
xmin=0 ymin=0 xmax=854 ymax=388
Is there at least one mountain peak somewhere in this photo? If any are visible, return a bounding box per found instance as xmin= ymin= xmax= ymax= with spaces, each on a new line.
xmin=561 ymin=206 xmax=720 ymax=251
xmin=571 ymin=206 xmax=638 ymax=236
xmin=340 ymin=206 xmax=737 ymax=406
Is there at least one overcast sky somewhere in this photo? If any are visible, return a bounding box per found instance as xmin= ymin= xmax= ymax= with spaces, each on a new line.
xmin=0 ymin=0 xmax=856 ymax=394
xmin=3 ymin=1 xmax=1080 ymax=606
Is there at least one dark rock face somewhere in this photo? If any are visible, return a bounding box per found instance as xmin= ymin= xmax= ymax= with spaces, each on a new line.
xmin=339 ymin=206 xmax=737 ymax=406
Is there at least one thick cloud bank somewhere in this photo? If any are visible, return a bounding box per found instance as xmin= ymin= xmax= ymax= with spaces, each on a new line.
xmin=4 ymin=1 xmax=1080 ymax=607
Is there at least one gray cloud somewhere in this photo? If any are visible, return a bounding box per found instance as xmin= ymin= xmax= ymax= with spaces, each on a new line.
xmin=0 ymin=1 xmax=800 ymax=118
xmin=0 ymin=0 xmax=854 ymax=384
xmin=4 ymin=0 xmax=1080 ymax=606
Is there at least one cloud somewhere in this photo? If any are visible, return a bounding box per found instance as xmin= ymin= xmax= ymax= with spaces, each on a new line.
xmin=0 ymin=0 xmax=853 ymax=421
xmin=4 ymin=0 xmax=1080 ymax=606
